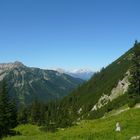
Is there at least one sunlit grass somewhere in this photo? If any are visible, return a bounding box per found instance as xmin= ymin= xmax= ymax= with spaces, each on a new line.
xmin=3 ymin=108 xmax=140 ymax=140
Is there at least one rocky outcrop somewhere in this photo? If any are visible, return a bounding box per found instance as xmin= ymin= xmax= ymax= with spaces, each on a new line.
xmin=110 ymin=71 xmax=130 ymax=101
xmin=91 ymin=71 xmax=130 ymax=111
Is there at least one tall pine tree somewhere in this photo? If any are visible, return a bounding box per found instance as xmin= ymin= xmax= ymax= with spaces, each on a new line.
xmin=0 ymin=81 xmax=17 ymax=137
xmin=128 ymin=41 xmax=140 ymax=107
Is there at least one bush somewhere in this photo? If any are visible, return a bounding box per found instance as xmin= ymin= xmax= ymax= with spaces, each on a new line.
xmin=39 ymin=124 xmax=57 ymax=133
xmin=128 ymin=98 xmax=136 ymax=108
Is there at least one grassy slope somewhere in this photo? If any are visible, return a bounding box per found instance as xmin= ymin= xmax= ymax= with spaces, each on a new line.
xmin=3 ymin=107 xmax=140 ymax=140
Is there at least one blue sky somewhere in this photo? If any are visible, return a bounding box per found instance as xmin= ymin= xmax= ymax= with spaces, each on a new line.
xmin=0 ymin=0 xmax=140 ymax=71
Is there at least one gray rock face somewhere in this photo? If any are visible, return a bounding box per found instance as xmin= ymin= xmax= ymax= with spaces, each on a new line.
xmin=110 ymin=71 xmax=130 ymax=101
xmin=91 ymin=71 xmax=130 ymax=111
xmin=0 ymin=61 xmax=84 ymax=105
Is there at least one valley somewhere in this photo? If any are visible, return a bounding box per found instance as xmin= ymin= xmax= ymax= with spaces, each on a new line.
xmin=0 ymin=1 xmax=140 ymax=139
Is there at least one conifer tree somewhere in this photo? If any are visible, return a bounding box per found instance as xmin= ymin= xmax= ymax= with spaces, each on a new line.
xmin=17 ymin=106 xmax=28 ymax=124
xmin=0 ymin=81 xmax=17 ymax=137
xmin=9 ymin=99 xmax=17 ymax=128
xmin=128 ymin=41 xmax=140 ymax=107
xmin=0 ymin=81 xmax=11 ymax=136
xmin=30 ymin=99 xmax=40 ymax=124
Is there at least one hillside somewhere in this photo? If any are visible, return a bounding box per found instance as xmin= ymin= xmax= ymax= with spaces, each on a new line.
xmin=44 ymin=43 xmax=140 ymax=127
xmin=0 ymin=61 xmax=84 ymax=105
xmin=3 ymin=106 xmax=140 ymax=140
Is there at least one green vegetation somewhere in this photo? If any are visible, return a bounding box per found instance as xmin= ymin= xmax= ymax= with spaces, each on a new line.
xmin=36 ymin=42 xmax=134 ymax=129
xmin=128 ymin=41 xmax=140 ymax=107
xmin=16 ymin=99 xmax=74 ymax=131
xmin=0 ymin=81 xmax=17 ymax=138
xmin=40 ymin=42 xmax=140 ymax=129
xmin=54 ymin=43 xmax=132 ymax=117
xmin=3 ymin=107 xmax=140 ymax=140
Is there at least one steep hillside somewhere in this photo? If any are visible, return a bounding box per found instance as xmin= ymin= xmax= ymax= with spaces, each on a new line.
xmin=45 ymin=43 xmax=140 ymax=126
xmin=0 ymin=61 xmax=84 ymax=105
xmin=57 ymin=45 xmax=133 ymax=118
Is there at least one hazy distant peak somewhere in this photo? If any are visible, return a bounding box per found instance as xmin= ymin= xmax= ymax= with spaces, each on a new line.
xmin=70 ymin=69 xmax=93 ymax=73
xmin=67 ymin=69 xmax=94 ymax=80
xmin=52 ymin=68 xmax=94 ymax=80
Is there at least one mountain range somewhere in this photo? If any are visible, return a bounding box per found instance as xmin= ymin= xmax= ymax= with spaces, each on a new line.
xmin=0 ymin=61 xmax=84 ymax=105
xmin=52 ymin=68 xmax=94 ymax=80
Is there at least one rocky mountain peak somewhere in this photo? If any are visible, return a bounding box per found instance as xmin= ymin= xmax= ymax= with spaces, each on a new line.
xmin=0 ymin=61 xmax=25 ymax=70
xmin=13 ymin=61 xmax=25 ymax=67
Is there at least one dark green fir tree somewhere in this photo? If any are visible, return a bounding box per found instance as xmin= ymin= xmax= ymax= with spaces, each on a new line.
xmin=128 ymin=41 xmax=140 ymax=107
xmin=0 ymin=81 xmax=17 ymax=137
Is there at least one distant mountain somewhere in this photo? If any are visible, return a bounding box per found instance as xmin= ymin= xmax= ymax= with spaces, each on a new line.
xmin=66 ymin=69 xmax=94 ymax=80
xmin=0 ymin=61 xmax=84 ymax=105
xmin=52 ymin=68 xmax=94 ymax=80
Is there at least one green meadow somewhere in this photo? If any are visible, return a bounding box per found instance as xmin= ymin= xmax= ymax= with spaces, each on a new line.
xmin=3 ymin=107 xmax=140 ymax=140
